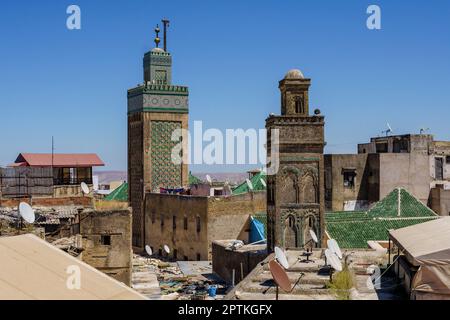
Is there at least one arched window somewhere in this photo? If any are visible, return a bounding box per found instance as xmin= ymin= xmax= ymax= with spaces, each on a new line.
xmin=301 ymin=174 xmax=317 ymax=204
xmin=283 ymin=215 xmax=297 ymax=248
xmin=183 ymin=215 xmax=188 ymax=230
xmin=295 ymin=96 xmax=304 ymax=114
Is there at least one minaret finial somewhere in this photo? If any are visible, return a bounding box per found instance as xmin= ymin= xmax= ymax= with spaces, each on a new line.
xmin=154 ymin=24 xmax=161 ymax=48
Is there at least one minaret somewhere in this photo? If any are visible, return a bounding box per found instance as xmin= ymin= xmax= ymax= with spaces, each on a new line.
xmin=266 ymin=69 xmax=325 ymax=251
xmin=128 ymin=22 xmax=189 ymax=248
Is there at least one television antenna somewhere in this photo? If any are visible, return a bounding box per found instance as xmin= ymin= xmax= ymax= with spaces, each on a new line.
xmin=382 ymin=123 xmax=393 ymax=136
xmin=206 ymin=174 xmax=212 ymax=185
xmin=18 ymin=202 xmax=35 ymax=224
xmin=420 ymin=127 xmax=430 ymax=134
xmin=274 ymin=246 xmax=289 ymax=269
xmin=246 ymin=179 xmax=254 ymax=191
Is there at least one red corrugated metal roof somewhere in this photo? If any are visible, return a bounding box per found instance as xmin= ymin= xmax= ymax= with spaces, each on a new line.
xmin=13 ymin=153 xmax=105 ymax=167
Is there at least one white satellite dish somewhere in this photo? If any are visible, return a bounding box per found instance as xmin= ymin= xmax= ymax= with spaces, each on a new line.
xmin=260 ymin=178 xmax=267 ymax=188
xmin=80 ymin=182 xmax=90 ymax=195
xmin=327 ymin=239 xmax=343 ymax=260
xmin=309 ymin=230 xmax=318 ymax=244
xmin=145 ymin=245 xmax=152 ymax=256
xmin=246 ymin=179 xmax=254 ymax=191
xmin=206 ymin=174 xmax=212 ymax=184
xmin=164 ymin=244 xmax=170 ymax=254
xmin=274 ymin=246 xmax=289 ymax=269
xmin=18 ymin=202 xmax=35 ymax=224
xmin=325 ymin=249 xmax=342 ymax=272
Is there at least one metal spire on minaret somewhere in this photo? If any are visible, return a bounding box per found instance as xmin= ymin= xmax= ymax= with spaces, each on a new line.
xmin=154 ymin=24 xmax=161 ymax=48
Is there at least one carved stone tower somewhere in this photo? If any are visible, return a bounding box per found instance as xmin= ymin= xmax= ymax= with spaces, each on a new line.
xmin=266 ymin=69 xmax=325 ymax=251
xmin=128 ymin=24 xmax=189 ymax=248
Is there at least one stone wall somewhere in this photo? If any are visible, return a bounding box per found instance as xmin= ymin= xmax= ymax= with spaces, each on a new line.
xmin=144 ymin=191 xmax=267 ymax=261
xmin=325 ymin=154 xmax=371 ymax=212
xmin=325 ymin=153 xmax=432 ymax=211
xmin=379 ymin=153 xmax=431 ymax=204
xmin=207 ymin=192 xmax=266 ymax=256
xmin=430 ymin=187 xmax=450 ymax=216
xmin=79 ymin=209 xmax=133 ymax=286
xmin=212 ymin=240 xmax=267 ymax=285
xmin=144 ymin=193 xmax=209 ymax=261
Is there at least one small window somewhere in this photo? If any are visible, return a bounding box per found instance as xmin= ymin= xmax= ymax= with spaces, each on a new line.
xmin=343 ymin=171 xmax=356 ymax=188
xmin=295 ymin=95 xmax=304 ymax=114
xmin=173 ymin=216 xmax=176 ymax=230
xmin=101 ymin=235 xmax=111 ymax=245
xmin=184 ymin=216 xmax=188 ymax=230
xmin=196 ymin=253 xmax=201 ymax=261
xmin=446 ymin=156 xmax=450 ymax=164
xmin=173 ymin=249 xmax=178 ymax=260
xmin=160 ymin=214 xmax=164 ymax=228
xmin=196 ymin=216 xmax=201 ymax=233
xmin=184 ymin=255 xmax=188 ymax=261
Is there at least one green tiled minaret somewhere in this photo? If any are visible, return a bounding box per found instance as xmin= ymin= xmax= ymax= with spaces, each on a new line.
xmin=128 ymin=22 xmax=189 ymax=248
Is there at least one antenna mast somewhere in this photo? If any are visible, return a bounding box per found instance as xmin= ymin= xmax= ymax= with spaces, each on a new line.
xmin=162 ymin=19 xmax=170 ymax=51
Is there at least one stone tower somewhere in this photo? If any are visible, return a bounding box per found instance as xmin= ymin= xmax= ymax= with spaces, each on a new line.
xmin=265 ymin=69 xmax=325 ymax=251
xmin=128 ymin=27 xmax=189 ymax=248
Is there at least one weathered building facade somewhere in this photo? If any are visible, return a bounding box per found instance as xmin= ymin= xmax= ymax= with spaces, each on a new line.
xmin=78 ymin=209 xmax=133 ymax=285
xmin=325 ymin=134 xmax=450 ymax=213
xmin=128 ymin=29 xmax=189 ymax=248
xmin=144 ymin=191 xmax=266 ymax=261
xmin=266 ymin=69 xmax=325 ymax=251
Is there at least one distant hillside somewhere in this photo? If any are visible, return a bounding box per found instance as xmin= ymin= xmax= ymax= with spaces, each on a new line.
xmin=94 ymin=171 xmax=127 ymax=185
xmin=93 ymin=171 xmax=248 ymax=186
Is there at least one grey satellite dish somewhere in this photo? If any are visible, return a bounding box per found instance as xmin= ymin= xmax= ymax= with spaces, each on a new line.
xmin=19 ymin=202 xmax=35 ymax=224
xmin=164 ymin=244 xmax=170 ymax=254
xmin=206 ymin=174 xmax=212 ymax=184
xmin=145 ymin=245 xmax=152 ymax=256
xmin=327 ymin=253 xmax=342 ymax=272
xmin=309 ymin=230 xmax=318 ymax=244
xmin=80 ymin=182 xmax=90 ymax=195
xmin=327 ymin=239 xmax=343 ymax=260
xmin=274 ymin=246 xmax=289 ymax=269
xmin=246 ymin=179 xmax=254 ymax=191
xmin=260 ymin=178 xmax=267 ymax=188
xmin=324 ymin=249 xmax=342 ymax=272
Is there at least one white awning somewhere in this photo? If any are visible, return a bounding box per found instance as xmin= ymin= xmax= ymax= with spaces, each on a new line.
xmin=0 ymin=234 xmax=147 ymax=300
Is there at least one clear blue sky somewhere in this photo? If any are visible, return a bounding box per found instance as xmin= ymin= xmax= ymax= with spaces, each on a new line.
xmin=1 ymin=0 xmax=449 ymax=172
